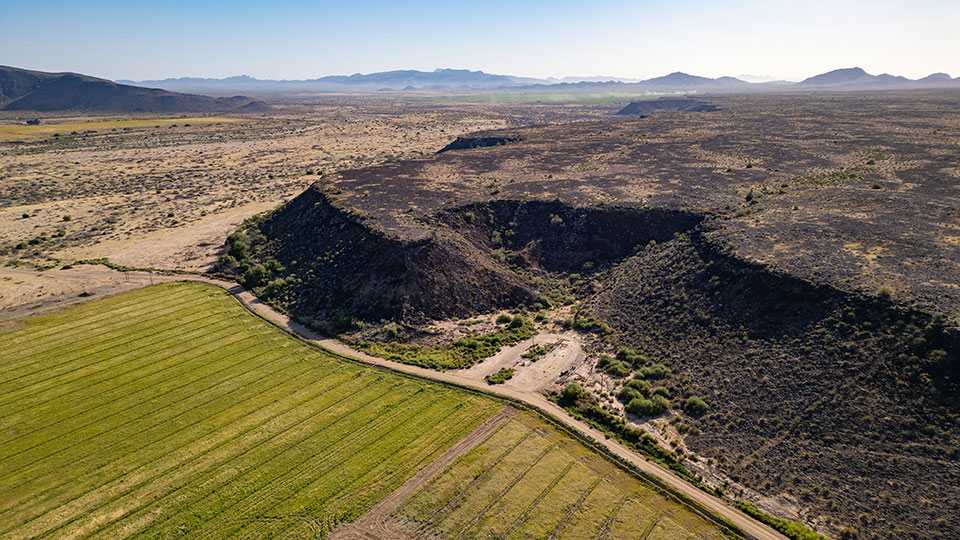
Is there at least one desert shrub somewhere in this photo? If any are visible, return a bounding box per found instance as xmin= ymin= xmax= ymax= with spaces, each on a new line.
xmin=561 ymin=382 xmax=584 ymax=403
xmin=218 ymin=254 xmax=237 ymax=269
xmin=636 ymin=363 xmax=672 ymax=379
xmin=626 ymin=395 xmax=669 ymax=417
xmin=596 ymin=354 xmax=630 ymax=376
xmin=62 ymin=215 xmax=71 ymax=221
xmin=227 ymin=233 xmax=250 ymax=260
xmin=485 ymin=367 xmax=514 ymax=384
xmin=568 ymin=273 xmax=581 ymax=283
xmin=243 ymin=264 xmax=269 ymax=288
xmin=618 ymin=386 xmax=644 ymax=403
xmin=509 ymin=315 xmax=526 ymax=328
xmin=331 ymin=311 xmax=361 ymax=333
xmin=264 ymin=258 xmax=285 ymax=274
xmin=496 ymin=313 xmax=513 ymax=324
xmin=534 ymin=312 xmax=547 ymax=322
xmin=453 ymin=337 xmax=480 ymax=350
xmin=262 ymin=277 xmax=288 ymax=298
xmin=617 ymin=347 xmax=647 ymax=365
xmin=652 ymin=386 xmax=670 ymax=398
xmin=625 ymin=378 xmax=651 ymax=395
xmin=573 ymin=316 xmax=611 ymax=334
xmin=684 ymin=396 xmax=710 ymax=416
xmin=550 ymin=214 xmax=563 ymax=227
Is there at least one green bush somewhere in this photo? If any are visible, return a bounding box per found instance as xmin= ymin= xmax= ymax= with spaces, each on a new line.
xmin=617 ymin=347 xmax=647 ymax=365
xmin=683 ymin=396 xmax=710 ymax=416
xmin=618 ymin=386 xmax=643 ymax=403
xmin=243 ymin=264 xmax=269 ymax=288
xmin=572 ymin=316 xmax=611 ymax=334
xmin=636 ymin=363 xmax=672 ymax=379
xmin=652 ymin=386 xmax=670 ymax=398
xmin=263 ymin=277 xmax=288 ymax=298
xmin=509 ymin=315 xmax=526 ymax=328
xmin=561 ymin=382 xmax=583 ymax=403
xmin=485 ymin=367 xmax=514 ymax=384
xmin=227 ymin=233 xmax=250 ymax=260
xmin=496 ymin=313 xmax=513 ymax=324
xmin=625 ymin=378 xmax=651 ymax=395
xmin=626 ymin=395 xmax=669 ymax=417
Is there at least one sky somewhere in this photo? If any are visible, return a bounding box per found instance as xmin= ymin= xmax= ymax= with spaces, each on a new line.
xmin=1 ymin=0 xmax=957 ymax=82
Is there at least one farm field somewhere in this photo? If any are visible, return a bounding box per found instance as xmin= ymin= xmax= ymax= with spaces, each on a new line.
xmin=0 ymin=280 xmax=733 ymax=539
xmin=0 ymin=281 xmax=502 ymax=539
xmin=398 ymin=412 xmax=729 ymax=540
xmin=0 ymin=116 xmax=245 ymax=141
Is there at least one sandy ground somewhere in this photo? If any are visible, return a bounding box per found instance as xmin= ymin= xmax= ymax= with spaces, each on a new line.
xmin=452 ymin=332 xmax=585 ymax=392
xmin=0 ymin=265 xmax=182 ymax=323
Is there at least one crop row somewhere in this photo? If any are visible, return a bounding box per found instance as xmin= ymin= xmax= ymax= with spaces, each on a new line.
xmin=0 ymin=282 xmax=501 ymax=540
xmin=399 ymin=413 xmax=727 ymax=540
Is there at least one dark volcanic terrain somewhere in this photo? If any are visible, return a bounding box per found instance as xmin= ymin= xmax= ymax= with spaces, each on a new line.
xmin=234 ymin=91 xmax=960 ymax=539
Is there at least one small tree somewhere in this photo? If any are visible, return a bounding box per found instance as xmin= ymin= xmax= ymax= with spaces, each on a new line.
xmin=561 ymin=382 xmax=583 ymax=403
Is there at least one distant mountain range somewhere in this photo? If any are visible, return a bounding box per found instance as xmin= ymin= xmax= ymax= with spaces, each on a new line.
xmin=119 ymin=66 xmax=960 ymax=94
xmin=2 ymin=65 xmax=958 ymax=114
xmin=0 ymin=66 xmax=268 ymax=113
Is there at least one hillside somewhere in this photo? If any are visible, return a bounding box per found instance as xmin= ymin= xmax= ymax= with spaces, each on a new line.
xmin=0 ymin=66 xmax=265 ymax=113
xmin=229 ymin=91 xmax=960 ymax=539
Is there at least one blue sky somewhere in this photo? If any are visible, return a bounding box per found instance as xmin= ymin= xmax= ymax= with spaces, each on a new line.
xmin=1 ymin=0 xmax=957 ymax=81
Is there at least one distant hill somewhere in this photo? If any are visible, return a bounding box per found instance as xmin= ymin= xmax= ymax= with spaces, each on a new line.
xmin=0 ymin=66 xmax=268 ymax=113
xmin=639 ymin=72 xmax=747 ymax=88
xmin=797 ymin=67 xmax=960 ymax=90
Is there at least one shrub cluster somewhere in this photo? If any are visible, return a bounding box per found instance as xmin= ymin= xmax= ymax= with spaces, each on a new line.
xmin=597 ymin=354 xmax=631 ymax=377
xmin=485 ymin=367 xmax=515 ymax=385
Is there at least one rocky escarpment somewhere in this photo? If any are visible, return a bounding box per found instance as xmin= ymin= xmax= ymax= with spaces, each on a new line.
xmin=617 ymin=97 xmax=719 ymax=116
xmin=438 ymin=135 xmax=523 ymax=152
xmin=242 ymin=188 xmax=701 ymax=324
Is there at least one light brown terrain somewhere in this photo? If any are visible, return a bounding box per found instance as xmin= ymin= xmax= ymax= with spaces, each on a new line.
xmin=0 ymin=97 xmax=613 ymax=315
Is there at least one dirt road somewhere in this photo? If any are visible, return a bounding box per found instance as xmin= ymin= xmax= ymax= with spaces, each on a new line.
xmin=2 ymin=266 xmax=786 ymax=540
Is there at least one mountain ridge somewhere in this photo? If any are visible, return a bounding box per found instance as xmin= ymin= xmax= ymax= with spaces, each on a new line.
xmin=0 ymin=65 xmax=267 ymax=113
xmin=120 ymin=66 xmax=960 ymax=94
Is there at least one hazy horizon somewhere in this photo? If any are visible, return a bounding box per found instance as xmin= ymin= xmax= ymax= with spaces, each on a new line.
xmin=1 ymin=0 xmax=957 ymax=82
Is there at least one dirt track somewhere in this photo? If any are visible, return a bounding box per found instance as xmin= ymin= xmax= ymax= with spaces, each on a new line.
xmin=0 ymin=266 xmax=786 ymax=540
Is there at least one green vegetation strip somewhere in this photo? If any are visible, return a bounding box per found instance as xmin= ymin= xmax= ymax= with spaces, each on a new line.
xmin=0 ymin=282 xmax=501 ymax=539
xmin=735 ymin=501 xmax=829 ymax=540
xmin=352 ymin=317 xmax=533 ymax=370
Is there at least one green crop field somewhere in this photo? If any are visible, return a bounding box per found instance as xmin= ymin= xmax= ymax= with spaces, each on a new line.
xmin=0 ymin=281 xmax=730 ymax=539
xmin=399 ymin=412 xmax=729 ymax=540
xmin=0 ymin=282 xmax=500 ymax=539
